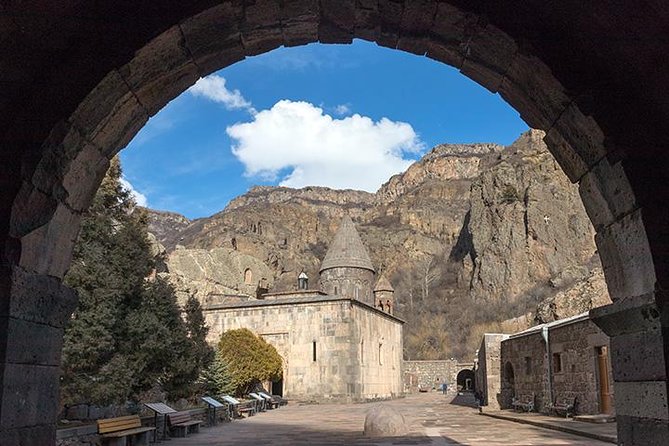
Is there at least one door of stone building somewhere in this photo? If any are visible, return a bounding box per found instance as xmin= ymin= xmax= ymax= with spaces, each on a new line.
xmin=596 ymin=346 xmax=613 ymax=414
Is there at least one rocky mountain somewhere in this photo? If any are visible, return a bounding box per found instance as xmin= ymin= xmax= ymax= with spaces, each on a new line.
xmin=145 ymin=130 xmax=610 ymax=358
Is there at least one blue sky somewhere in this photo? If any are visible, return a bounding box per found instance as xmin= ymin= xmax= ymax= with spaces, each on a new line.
xmin=120 ymin=39 xmax=528 ymax=219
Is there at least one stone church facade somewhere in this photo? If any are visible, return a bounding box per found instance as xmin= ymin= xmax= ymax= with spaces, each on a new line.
xmin=203 ymin=216 xmax=404 ymax=402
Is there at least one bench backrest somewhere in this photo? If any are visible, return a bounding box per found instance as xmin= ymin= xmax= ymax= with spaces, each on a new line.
xmin=167 ymin=411 xmax=192 ymax=425
xmin=222 ymin=395 xmax=240 ymax=405
xmin=98 ymin=415 xmax=142 ymax=434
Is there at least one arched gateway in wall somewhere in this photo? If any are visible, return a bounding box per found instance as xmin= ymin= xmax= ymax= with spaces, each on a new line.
xmin=1 ymin=2 xmax=668 ymax=444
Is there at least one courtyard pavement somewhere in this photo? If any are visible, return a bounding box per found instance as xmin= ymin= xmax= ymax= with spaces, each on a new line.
xmin=165 ymin=392 xmax=613 ymax=445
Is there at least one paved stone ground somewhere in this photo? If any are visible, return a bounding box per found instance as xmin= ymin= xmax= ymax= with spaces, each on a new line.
xmin=167 ymin=393 xmax=612 ymax=445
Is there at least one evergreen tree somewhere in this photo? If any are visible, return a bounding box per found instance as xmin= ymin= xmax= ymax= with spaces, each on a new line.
xmin=199 ymin=350 xmax=234 ymax=396
xmin=61 ymin=158 xmax=212 ymax=406
xmin=217 ymin=328 xmax=282 ymax=396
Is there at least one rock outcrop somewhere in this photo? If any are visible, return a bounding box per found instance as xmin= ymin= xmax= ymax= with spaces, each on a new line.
xmin=146 ymin=130 xmax=611 ymax=356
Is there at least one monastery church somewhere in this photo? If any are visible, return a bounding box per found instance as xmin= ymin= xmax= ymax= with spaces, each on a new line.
xmin=204 ymin=216 xmax=404 ymax=402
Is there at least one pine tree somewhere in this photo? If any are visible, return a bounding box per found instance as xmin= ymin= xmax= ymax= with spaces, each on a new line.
xmin=199 ymin=350 xmax=234 ymax=396
xmin=61 ymin=157 xmax=211 ymax=406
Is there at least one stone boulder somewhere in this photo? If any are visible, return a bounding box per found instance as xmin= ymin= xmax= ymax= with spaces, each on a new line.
xmin=363 ymin=405 xmax=408 ymax=437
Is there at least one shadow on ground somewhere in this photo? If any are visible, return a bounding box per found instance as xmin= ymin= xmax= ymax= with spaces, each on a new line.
xmin=448 ymin=392 xmax=477 ymax=408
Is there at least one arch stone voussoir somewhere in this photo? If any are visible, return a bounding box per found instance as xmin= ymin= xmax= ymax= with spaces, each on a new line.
xmin=594 ymin=210 xmax=656 ymax=302
xmin=180 ymin=3 xmax=246 ymax=76
xmin=579 ymin=158 xmax=637 ymax=231
xmin=68 ymin=70 xmax=149 ymax=158
xmin=118 ymin=25 xmax=200 ymax=117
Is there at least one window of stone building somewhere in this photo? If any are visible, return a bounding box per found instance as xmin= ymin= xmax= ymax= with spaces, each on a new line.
xmin=552 ymin=353 xmax=563 ymax=373
xmin=312 ymin=341 xmax=317 ymax=362
xmin=525 ymin=356 xmax=532 ymax=375
xmin=244 ymin=268 xmax=253 ymax=285
xmin=379 ymin=343 xmax=383 ymax=365
xmin=355 ymin=287 xmax=359 ymax=299
xmin=334 ymin=286 xmax=338 ymax=295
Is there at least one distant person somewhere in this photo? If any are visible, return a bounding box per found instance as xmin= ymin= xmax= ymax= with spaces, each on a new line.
xmin=442 ymin=382 xmax=448 ymax=395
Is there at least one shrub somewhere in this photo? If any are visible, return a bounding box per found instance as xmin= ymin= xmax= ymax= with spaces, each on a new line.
xmin=217 ymin=328 xmax=282 ymax=396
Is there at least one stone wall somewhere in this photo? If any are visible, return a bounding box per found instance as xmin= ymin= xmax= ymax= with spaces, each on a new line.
xmin=549 ymin=318 xmax=613 ymax=415
xmin=499 ymin=316 xmax=613 ymax=415
xmin=500 ymin=330 xmax=548 ymax=411
xmin=352 ymin=304 xmax=403 ymax=399
xmin=319 ymin=267 xmax=375 ymax=306
xmin=475 ymin=334 xmax=508 ymax=409
xmin=402 ymin=360 xmax=471 ymax=392
xmin=204 ymin=297 xmax=402 ymax=402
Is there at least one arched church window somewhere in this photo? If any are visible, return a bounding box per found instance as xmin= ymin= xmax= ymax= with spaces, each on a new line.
xmin=244 ymin=268 xmax=253 ymax=285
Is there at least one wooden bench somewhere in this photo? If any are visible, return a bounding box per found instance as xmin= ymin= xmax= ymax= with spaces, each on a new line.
xmin=237 ymin=401 xmax=257 ymax=418
xmin=97 ymin=415 xmax=155 ymax=446
xmin=511 ymin=393 xmax=535 ymax=412
xmin=167 ymin=411 xmax=202 ymax=437
xmin=550 ymin=397 xmax=578 ymax=418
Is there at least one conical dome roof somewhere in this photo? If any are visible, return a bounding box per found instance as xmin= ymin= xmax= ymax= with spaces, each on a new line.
xmin=374 ymin=275 xmax=394 ymax=292
xmin=319 ymin=215 xmax=375 ymax=273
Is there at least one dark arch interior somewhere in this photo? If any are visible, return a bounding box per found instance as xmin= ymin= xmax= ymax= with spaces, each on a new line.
xmin=1 ymin=3 xmax=668 ymax=445
xmin=456 ymin=369 xmax=475 ymax=391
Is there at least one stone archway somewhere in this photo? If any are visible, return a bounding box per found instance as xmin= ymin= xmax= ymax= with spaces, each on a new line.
xmin=457 ymin=369 xmax=475 ymax=392
xmin=501 ymin=361 xmax=515 ymax=409
xmin=1 ymin=2 xmax=668 ymax=444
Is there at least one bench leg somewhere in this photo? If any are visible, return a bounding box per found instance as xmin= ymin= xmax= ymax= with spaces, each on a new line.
xmin=135 ymin=432 xmax=150 ymax=446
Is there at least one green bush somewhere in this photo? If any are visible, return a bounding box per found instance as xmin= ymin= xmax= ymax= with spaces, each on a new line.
xmin=217 ymin=328 xmax=282 ymax=396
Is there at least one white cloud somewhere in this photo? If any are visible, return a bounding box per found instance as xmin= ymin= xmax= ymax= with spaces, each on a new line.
xmin=120 ymin=178 xmax=148 ymax=207
xmin=189 ymin=75 xmax=255 ymax=113
xmin=227 ymin=100 xmax=424 ymax=192
xmin=334 ymin=104 xmax=352 ymax=116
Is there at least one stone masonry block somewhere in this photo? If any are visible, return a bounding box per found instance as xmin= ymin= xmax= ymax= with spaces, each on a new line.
xmin=29 ymin=121 xmax=80 ymax=203
xmin=282 ymin=0 xmax=319 ymax=47
xmin=397 ymin=34 xmax=428 ymax=55
xmin=399 ymin=0 xmax=437 ymax=34
xmin=9 ymin=181 xmax=58 ymax=238
xmin=119 ymin=25 xmax=200 ymax=116
xmin=19 ymin=203 xmax=81 ymax=278
xmin=430 ymin=2 xmax=474 ymax=43
xmin=241 ymin=0 xmax=284 ymax=55
xmin=610 ymin=329 xmax=667 ymax=382
xmin=579 ymin=157 xmax=637 ymax=230
xmin=8 ymin=266 xmax=78 ymax=328
xmin=546 ymin=103 xmax=607 ymax=179
xmin=68 ymin=70 xmax=149 ymax=157
xmin=595 ymin=209 xmax=656 ymax=300
xmin=0 ymin=363 xmax=60 ymax=430
xmin=355 ymin=1 xmax=380 ymax=42
xmin=614 ymin=381 xmax=668 ymax=420
xmin=426 ymin=39 xmax=464 ymax=69
xmin=319 ymin=0 xmax=355 ymax=43
xmin=282 ymin=18 xmax=319 ymax=47
xmin=616 ymin=415 xmax=669 ymax=446
xmin=543 ymin=128 xmax=590 ymax=183
xmin=499 ymin=53 xmax=571 ymax=131
xmin=180 ymin=3 xmax=246 ymax=75
xmin=1 ymin=317 xmax=64 ymax=366
xmin=460 ymin=25 xmax=518 ymax=93
xmin=590 ymin=293 xmax=662 ymax=337
xmin=62 ymin=136 xmax=110 ymax=212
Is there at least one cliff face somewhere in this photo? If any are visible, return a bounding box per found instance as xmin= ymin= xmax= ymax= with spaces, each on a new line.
xmin=147 ymin=130 xmax=610 ymax=357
